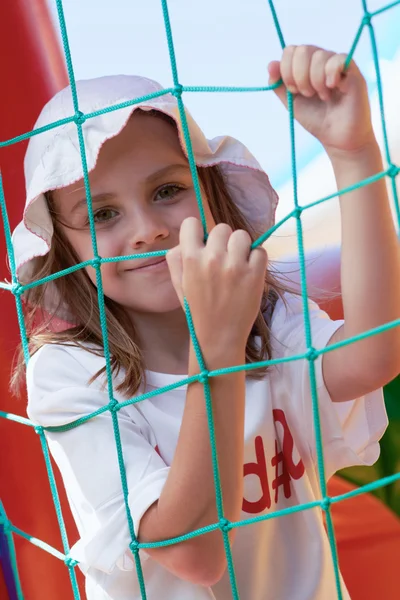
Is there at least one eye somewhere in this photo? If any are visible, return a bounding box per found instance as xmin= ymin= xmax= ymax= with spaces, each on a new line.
xmin=154 ymin=184 xmax=185 ymax=202
xmin=92 ymin=208 xmax=118 ymax=224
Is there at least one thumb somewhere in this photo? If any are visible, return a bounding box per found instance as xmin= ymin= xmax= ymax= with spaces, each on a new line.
xmin=268 ymin=60 xmax=288 ymax=108
xmin=166 ymin=245 xmax=184 ymax=306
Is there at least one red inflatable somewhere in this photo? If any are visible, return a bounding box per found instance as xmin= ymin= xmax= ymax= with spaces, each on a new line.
xmin=0 ymin=3 xmax=399 ymax=599
xmin=0 ymin=1 xmax=84 ymax=599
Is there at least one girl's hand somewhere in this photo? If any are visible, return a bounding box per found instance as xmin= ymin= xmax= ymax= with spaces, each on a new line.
xmin=268 ymin=45 xmax=376 ymax=157
xmin=166 ymin=217 xmax=268 ymax=353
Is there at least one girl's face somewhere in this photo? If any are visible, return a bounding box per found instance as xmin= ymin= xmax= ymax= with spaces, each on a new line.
xmin=52 ymin=112 xmax=215 ymax=314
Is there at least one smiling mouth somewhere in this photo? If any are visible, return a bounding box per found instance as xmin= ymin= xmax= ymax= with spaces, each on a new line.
xmin=125 ymin=257 xmax=167 ymax=272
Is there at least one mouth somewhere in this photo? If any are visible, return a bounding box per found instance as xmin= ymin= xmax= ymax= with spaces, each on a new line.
xmin=125 ymin=256 xmax=168 ymax=272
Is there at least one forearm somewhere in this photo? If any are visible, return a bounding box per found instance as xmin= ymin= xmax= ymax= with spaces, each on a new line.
xmin=139 ymin=342 xmax=246 ymax=582
xmin=328 ymin=139 xmax=400 ymax=374
xmin=158 ymin=344 xmax=245 ymax=534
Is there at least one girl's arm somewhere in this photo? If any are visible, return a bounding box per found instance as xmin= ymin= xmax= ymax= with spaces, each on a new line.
xmin=323 ymin=141 xmax=400 ymax=402
xmin=138 ymin=219 xmax=267 ymax=586
xmin=140 ymin=344 xmax=245 ymax=586
xmin=268 ymin=45 xmax=400 ymax=403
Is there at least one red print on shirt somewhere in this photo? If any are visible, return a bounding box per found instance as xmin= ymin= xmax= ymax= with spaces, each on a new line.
xmin=242 ymin=409 xmax=305 ymax=514
xmin=154 ymin=445 xmax=161 ymax=457
xmin=242 ymin=435 xmax=272 ymax=513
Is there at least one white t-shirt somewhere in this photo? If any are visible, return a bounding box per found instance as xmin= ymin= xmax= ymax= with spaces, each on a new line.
xmin=26 ymin=293 xmax=388 ymax=600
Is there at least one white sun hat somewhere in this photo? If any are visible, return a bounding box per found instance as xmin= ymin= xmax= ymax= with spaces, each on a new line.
xmin=12 ymin=74 xmax=278 ymax=315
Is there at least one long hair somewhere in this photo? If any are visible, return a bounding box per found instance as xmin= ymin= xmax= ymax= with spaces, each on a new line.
xmin=11 ymin=111 xmax=291 ymax=398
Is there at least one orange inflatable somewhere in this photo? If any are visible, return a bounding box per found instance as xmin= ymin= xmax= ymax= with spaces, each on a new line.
xmin=281 ymin=249 xmax=400 ymax=600
xmin=0 ymin=3 xmax=399 ymax=599
xmin=329 ymin=477 xmax=400 ymax=600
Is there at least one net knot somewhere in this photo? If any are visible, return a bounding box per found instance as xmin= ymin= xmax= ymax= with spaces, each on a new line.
xmin=34 ymin=425 xmax=44 ymax=435
xmin=219 ymin=518 xmax=231 ymax=533
xmin=321 ymin=497 xmax=331 ymax=511
xmin=64 ymin=556 xmax=79 ymax=568
xmin=306 ymin=347 xmax=318 ymax=362
xmin=294 ymin=206 xmax=303 ymax=219
xmin=172 ymin=84 xmax=183 ymax=98
xmin=91 ymin=256 xmax=102 ymax=269
xmin=12 ymin=282 xmax=23 ymax=296
xmin=387 ymin=163 xmax=400 ymax=179
xmin=109 ymin=398 xmax=119 ymax=413
xmin=74 ymin=110 xmax=86 ymax=125
xmin=362 ymin=12 xmax=372 ymax=26
xmin=129 ymin=540 xmax=140 ymax=554
xmin=199 ymin=370 xmax=209 ymax=384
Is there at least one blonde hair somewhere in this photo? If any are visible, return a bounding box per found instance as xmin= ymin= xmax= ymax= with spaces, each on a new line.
xmin=11 ymin=112 xmax=291 ymax=398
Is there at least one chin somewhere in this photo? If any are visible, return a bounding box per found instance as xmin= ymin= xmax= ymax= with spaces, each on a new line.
xmin=119 ymin=291 xmax=182 ymax=314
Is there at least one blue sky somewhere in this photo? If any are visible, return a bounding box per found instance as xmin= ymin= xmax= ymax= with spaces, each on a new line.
xmin=48 ymin=0 xmax=400 ymax=190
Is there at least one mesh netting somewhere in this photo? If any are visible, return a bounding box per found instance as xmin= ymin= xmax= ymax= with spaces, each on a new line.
xmin=1 ymin=0 xmax=400 ymax=599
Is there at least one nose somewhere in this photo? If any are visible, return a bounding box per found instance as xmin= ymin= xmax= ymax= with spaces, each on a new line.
xmin=126 ymin=206 xmax=169 ymax=250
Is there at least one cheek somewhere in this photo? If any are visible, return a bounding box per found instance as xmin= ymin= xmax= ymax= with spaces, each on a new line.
xmin=65 ymin=230 xmax=97 ymax=263
xmin=170 ymin=191 xmax=215 ymax=230
xmin=84 ymin=262 xmax=116 ymax=291
xmin=84 ymin=265 xmax=98 ymax=288
xmin=96 ymin=236 xmax=121 ymax=261
xmin=65 ymin=230 xmax=120 ymax=286
xmin=74 ymin=230 xmax=122 ymax=262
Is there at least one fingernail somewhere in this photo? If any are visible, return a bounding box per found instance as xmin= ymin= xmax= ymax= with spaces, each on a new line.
xmin=326 ymin=76 xmax=334 ymax=88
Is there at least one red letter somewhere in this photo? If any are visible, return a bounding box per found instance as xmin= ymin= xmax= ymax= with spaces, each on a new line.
xmin=242 ymin=436 xmax=271 ymax=513
xmin=271 ymin=409 xmax=305 ymax=503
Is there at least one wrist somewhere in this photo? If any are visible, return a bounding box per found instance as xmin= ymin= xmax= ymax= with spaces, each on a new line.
xmin=189 ymin=339 xmax=246 ymax=374
xmin=324 ymin=136 xmax=381 ymax=167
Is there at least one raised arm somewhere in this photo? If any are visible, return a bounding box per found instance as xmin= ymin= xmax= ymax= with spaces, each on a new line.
xmin=323 ymin=141 xmax=400 ymax=401
xmin=268 ymin=45 xmax=400 ymax=402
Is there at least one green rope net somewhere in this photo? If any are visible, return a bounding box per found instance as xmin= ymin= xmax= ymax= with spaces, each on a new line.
xmin=1 ymin=0 xmax=400 ymax=598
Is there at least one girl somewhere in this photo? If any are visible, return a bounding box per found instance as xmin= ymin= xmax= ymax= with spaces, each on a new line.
xmin=12 ymin=46 xmax=400 ymax=599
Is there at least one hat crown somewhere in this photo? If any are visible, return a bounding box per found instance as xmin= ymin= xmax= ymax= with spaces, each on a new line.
xmin=24 ymin=75 xmax=164 ymax=188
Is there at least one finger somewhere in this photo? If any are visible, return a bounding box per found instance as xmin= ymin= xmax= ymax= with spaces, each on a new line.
xmin=268 ymin=60 xmax=288 ymax=108
xmin=179 ymin=217 xmax=204 ymax=258
xmin=310 ymin=49 xmax=335 ymax=101
xmin=166 ymin=245 xmax=184 ymax=302
xmin=268 ymin=60 xmax=281 ymax=85
xmin=205 ymin=223 xmax=232 ymax=257
xmin=325 ymin=53 xmax=347 ymax=90
xmin=292 ymin=46 xmax=317 ymax=98
xmin=166 ymin=244 xmax=182 ymax=277
xmin=226 ymin=229 xmax=252 ymax=265
xmin=248 ymin=245 xmax=268 ymax=274
xmin=280 ymin=45 xmax=297 ymax=94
